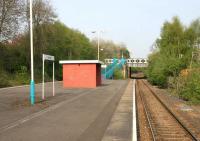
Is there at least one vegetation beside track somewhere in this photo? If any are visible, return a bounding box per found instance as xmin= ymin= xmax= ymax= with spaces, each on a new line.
xmin=131 ymin=67 xmax=147 ymax=74
xmin=113 ymin=69 xmax=124 ymax=79
xmin=146 ymin=17 xmax=200 ymax=104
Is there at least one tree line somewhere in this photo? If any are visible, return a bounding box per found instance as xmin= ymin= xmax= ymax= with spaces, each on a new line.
xmin=146 ymin=17 xmax=200 ymax=103
xmin=0 ymin=0 xmax=129 ymax=87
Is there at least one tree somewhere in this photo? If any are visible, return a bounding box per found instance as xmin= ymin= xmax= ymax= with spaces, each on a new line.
xmin=147 ymin=17 xmax=193 ymax=87
xmin=91 ymin=39 xmax=129 ymax=61
xmin=23 ymin=0 xmax=57 ymax=70
xmin=189 ymin=18 xmax=200 ymax=38
xmin=159 ymin=17 xmax=185 ymax=57
xmin=33 ymin=22 xmax=96 ymax=79
xmin=0 ymin=0 xmax=24 ymax=43
xmin=31 ymin=0 xmax=57 ymax=50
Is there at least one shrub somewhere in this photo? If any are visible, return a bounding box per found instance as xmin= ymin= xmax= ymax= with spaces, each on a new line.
xmin=0 ymin=71 xmax=10 ymax=88
xmin=113 ymin=69 xmax=123 ymax=79
xmin=179 ymin=70 xmax=200 ymax=104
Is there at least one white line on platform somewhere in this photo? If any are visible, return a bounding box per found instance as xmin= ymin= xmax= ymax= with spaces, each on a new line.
xmin=0 ymin=81 xmax=61 ymax=91
xmin=132 ymin=79 xmax=137 ymax=141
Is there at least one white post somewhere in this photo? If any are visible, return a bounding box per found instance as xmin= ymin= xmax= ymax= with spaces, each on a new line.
xmin=42 ymin=54 xmax=55 ymax=99
xmin=53 ymin=62 xmax=55 ymax=97
xmin=30 ymin=0 xmax=35 ymax=105
xmin=97 ymin=31 xmax=100 ymax=60
xmin=42 ymin=56 xmax=45 ymax=100
xmin=92 ymin=30 xmax=104 ymax=60
xmin=30 ymin=0 xmax=34 ymax=81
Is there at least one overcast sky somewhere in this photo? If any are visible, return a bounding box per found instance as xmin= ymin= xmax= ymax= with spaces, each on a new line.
xmin=51 ymin=0 xmax=200 ymax=58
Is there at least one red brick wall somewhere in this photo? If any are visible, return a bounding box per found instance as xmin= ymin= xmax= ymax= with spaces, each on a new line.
xmin=63 ymin=64 xmax=97 ymax=88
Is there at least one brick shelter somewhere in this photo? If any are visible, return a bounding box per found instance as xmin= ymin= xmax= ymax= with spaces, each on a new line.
xmin=59 ymin=60 xmax=102 ymax=88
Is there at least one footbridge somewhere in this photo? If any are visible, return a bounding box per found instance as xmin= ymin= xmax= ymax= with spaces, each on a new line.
xmin=105 ymin=58 xmax=148 ymax=67
xmin=102 ymin=58 xmax=148 ymax=79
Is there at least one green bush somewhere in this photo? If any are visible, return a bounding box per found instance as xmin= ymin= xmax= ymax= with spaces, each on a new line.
xmin=15 ymin=73 xmax=30 ymax=85
xmin=113 ymin=69 xmax=123 ymax=79
xmin=6 ymin=66 xmax=30 ymax=86
xmin=131 ymin=67 xmax=147 ymax=73
xmin=0 ymin=71 xmax=10 ymax=88
xmin=179 ymin=71 xmax=200 ymax=104
xmin=146 ymin=53 xmax=168 ymax=87
xmin=147 ymin=71 xmax=167 ymax=87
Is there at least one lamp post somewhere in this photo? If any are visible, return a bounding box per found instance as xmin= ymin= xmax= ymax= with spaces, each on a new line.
xmin=30 ymin=0 xmax=35 ymax=105
xmin=92 ymin=30 xmax=104 ymax=60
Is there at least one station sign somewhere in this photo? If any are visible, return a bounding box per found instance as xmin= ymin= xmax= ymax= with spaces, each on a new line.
xmin=42 ymin=54 xmax=55 ymax=100
xmin=43 ymin=54 xmax=55 ymax=61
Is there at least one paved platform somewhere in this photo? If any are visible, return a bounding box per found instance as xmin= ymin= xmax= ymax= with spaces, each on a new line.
xmin=102 ymin=80 xmax=133 ymax=141
xmin=0 ymin=80 xmax=129 ymax=141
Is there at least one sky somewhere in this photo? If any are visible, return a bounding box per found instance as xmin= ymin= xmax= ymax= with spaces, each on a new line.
xmin=51 ymin=0 xmax=200 ymax=58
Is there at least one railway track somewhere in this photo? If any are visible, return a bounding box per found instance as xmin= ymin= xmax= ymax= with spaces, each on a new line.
xmin=136 ymin=79 xmax=199 ymax=141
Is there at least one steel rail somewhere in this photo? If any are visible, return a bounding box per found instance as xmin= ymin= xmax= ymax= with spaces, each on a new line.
xmin=136 ymin=81 xmax=156 ymax=141
xmin=141 ymin=80 xmax=199 ymax=141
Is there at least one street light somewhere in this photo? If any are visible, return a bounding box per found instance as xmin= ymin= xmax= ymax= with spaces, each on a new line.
xmin=30 ymin=0 xmax=35 ymax=105
xmin=91 ymin=30 xmax=104 ymax=60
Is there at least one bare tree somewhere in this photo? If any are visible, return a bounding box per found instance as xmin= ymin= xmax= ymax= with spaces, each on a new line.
xmin=91 ymin=39 xmax=129 ymax=60
xmin=0 ymin=0 xmax=24 ymax=43
xmin=25 ymin=0 xmax=56 ymax=26
xmin=24 ymin=0 xmax=57 ymax=69
xmin=32 ymin=0 xmax=56 ymax=25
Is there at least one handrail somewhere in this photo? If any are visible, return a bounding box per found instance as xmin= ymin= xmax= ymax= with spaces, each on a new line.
xmin=102 ymin=58 xmax=126 ymax=79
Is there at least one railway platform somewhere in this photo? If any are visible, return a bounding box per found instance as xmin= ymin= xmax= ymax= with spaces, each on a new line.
xmin=0 ymin=80 xmax=130 ymax=141
xmin=102 ymin=80 xmax=134 ymax=141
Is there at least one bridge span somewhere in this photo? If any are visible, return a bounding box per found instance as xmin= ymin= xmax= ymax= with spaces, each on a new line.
xmin=102 ymin=58 xmax=148 ymax=79
xmin=104 ymin=58 xmax=148 ymax=68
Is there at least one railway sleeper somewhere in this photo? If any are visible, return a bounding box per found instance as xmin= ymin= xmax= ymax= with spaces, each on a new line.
xmin=155 ymin=135 xmax=192 ymax=140
xmin=157 ymin=131 xmax=189 ymax=135
xmin=159 ymin=134 xmax=191 ymax=138
xmin=155 ymin=127 xmax=186 ymax=130
xmin=159 ymin=138 xmax=192 ymax=141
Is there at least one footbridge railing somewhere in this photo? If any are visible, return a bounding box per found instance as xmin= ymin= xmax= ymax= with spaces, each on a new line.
xmin=105 ymin=58 xmax=148 ymax=68
xmin=102 ymin=58 xmax=126 ymax=79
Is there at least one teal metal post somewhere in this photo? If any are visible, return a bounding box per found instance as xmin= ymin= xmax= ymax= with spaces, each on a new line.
xmin=30 ymin=80 xmax=35 ymax=105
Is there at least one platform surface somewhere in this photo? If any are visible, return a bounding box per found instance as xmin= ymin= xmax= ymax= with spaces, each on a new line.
xmin=0 ymin=80 xmax=130 ymax=141
xmin=102 ymin=80 xmax=133 ymax=141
